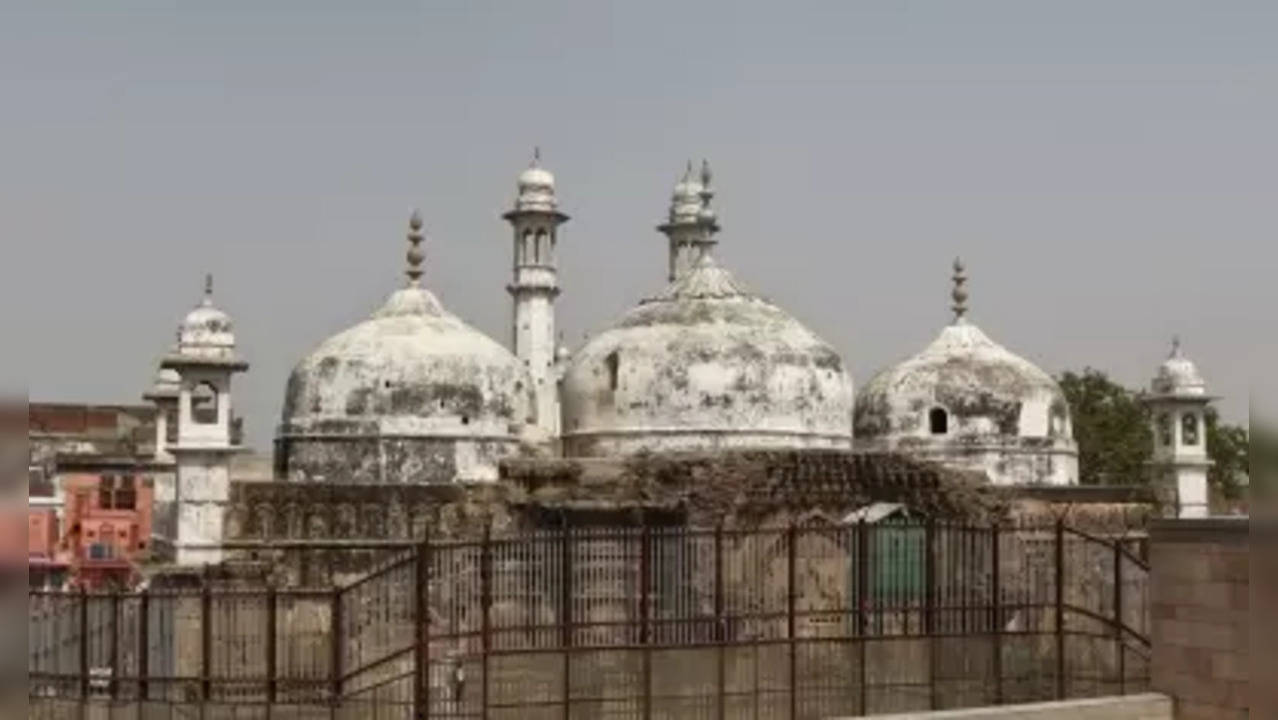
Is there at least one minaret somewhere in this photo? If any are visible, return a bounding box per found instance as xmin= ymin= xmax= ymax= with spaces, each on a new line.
xmin=658 ymin=160 xmax=720 ymax=281
xmin=161 ymin=274 xmax=248 ymax=565
xmin=503 ymin=149 xmax=569 ymax=438
xmin=1145 ymin=337 xmax=1214 ymax=518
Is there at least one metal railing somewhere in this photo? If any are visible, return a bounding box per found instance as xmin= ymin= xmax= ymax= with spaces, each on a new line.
xmin=29 ymin=519 xmax=1150 ymax=720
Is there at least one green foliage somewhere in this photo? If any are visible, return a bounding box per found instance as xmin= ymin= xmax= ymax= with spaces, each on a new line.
xmin=1057 ymin=369 xmax=1151 ymax=485
xmin=1206 ymin=408 xmax=1249 ymax=500
xmin=1058 ymin=369 xmax=1249 ymax=500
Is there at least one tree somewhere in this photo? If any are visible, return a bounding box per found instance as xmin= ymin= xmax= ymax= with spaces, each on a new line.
xmin=1205 ymin=408 xmax=1249 ymax=500
xmin=1057 ymin=369 xmax=1250 ymax=500
xmin=1057 ymin=369 xmax=1151 ymax=486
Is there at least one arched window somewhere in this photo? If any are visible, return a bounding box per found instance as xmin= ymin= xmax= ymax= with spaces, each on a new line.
xmin=929 ymin=407 xmax=948 ymax=435
xmin=1182 ymin=413 xmax=1200 ymax=446
xmin=535 ymin=229 xmax=547 ymax=263
xmin=522 ymin=230 xmax=533 ymax=264
xmin=192 ymin=382 xmax=219 ymax=425
xmin=605 ymin=352 xmax=620 ymax=391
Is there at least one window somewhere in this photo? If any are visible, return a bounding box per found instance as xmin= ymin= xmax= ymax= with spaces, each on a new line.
xmin=929 ymin=408 xmax=948 ymax=435
xmin=192 ymin=382 xmax=219 ymax=424
xmin=164 ymin=406 xmax=178 ymax=443
xmin=605 ymin=352 xmax=620 ymax=391
xmin=1182 ymin=413 xmax=1200 ymax=446
xmin=1157 ymin=413 xmax=1173 ymax=446
xmin=98 ymin=475 xmax=137 ymax=510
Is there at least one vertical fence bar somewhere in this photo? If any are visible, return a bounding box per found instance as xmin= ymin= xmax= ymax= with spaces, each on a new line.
xmin=990 ymin=525 xmax=1003 ymax=706
xmin=714 ymin=525 xmax=725 ymax=720
xmin=857 ymin=520 xmax=869 ymax=717
xmin=416 ymin=539 xmax=431 ymax=720
xmin=331 ymin=587 xmax=343 ymax=702
xmin=78 ymin=585 xmax=89 ymax=701
xmin=1113 ymin=538 xmax=1125 ymax=695
xmin=481 ymin=527 xmax=492 ymax=720
xmin=108 ymin=591 xmax=120 ymax=699
xmin=925 ymin=519 xmax=937 ymax=710
xmin=1055 ymin=518 xmax=1066 ymax=700
xmin=266 ymin=586 xmax=278 ymax=707
xmin=561 ymin=528 xmax=573 ymax=720
xmin=787 ymin=524 xmax=798 ymax=720
xmin=201 ymin=580 xmax=212 ymax=703
xmin=639 ymin=524 xmax=652 ymax=720
xmin=139 ymin=590 xmax=150 ymax=702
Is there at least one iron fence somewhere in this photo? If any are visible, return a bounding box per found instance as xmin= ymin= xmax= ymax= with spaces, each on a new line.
xmin=29 ymin=519 xmax=1149 ymax=719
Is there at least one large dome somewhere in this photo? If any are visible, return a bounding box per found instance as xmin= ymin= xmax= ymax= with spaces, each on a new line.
xmin=560 ymin=256 xmax=853 ymax=457
xmin=276 ymin=214 xmax=532 ymax=484
xmin=853 ymin=261 xmax=1077 ymax=485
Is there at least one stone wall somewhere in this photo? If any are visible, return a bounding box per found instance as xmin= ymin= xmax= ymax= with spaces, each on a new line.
xmin=1149 ymin=518 xmax=1248 ymax=719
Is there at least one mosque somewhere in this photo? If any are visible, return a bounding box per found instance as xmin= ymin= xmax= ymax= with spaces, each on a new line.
xmin=144 ymin=155 xmax=1214 ymax=566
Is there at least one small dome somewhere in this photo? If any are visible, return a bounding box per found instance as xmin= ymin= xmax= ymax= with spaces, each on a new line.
xmin=513 ymin=149 xmax=559 ymax=213
xmin=560 ymin=256 xmax=853 ymax=457
xmin=167 ymin=274 xmax=243 ymax=365
xmin=1151 ymin=338 xmax=1206 ymax=396
xmin=855 ymin=321 xmax=1071 ymax=439
xmin=143 ymin=366 xmax=181 ymax=401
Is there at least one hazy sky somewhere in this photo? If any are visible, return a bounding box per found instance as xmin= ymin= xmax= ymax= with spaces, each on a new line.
xmin=6 ymin=1 xmax=1272 ymax=449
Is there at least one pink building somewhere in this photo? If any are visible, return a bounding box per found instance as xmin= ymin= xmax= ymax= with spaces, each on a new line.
xmin=59 ymin=474 xmax=153 ymax=590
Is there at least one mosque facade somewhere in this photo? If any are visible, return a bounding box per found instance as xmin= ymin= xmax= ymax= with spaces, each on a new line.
xmin=140 ymin=154 xmax=1214 ymax=563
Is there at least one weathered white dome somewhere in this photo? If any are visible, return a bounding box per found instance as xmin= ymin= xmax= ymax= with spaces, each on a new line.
xmin=854 ymin=318 xmax=1078 ymax=485
xmin=855 ymin=321 xmax=1071 ymax=438
xmin=282 ymin=286 xmax=531 ymax=440
xmin=560 ymin=256 xmax=853 ymax=457
xmin=1151 ymin=339 xmax=1206 ymax=396
xmin=276 ymin=215 xmax=532 ymax=484
xmin=514 ymin=150 xmax=558 ymax=213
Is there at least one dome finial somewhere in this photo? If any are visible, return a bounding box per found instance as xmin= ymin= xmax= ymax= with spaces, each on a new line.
xmin=951 ymin=257 xmax=969 ymax=322
xmin=202 ymin=273 xmax=214 ymax=306
xmin=531 ymin=146 xmax=541 ymax=167
xmin=1170 ymin=334 xmax=1182 ymax=358
xmin=406 ymin=210 xmax=425 ymax=286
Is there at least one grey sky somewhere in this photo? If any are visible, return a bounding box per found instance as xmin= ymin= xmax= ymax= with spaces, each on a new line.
xmin=6 ymin=1 xmax=1272 ymax=450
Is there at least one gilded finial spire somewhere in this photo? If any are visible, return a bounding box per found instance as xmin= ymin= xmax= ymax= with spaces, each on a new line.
xmin=951 ymin=257 xmax=969 ymax=322
xmin=406 ymin=210 xmax=425 ymax=286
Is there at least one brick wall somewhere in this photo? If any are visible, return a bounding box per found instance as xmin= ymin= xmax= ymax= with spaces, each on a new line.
xmin=1149 ymin=518 xmax=1248 ymax=719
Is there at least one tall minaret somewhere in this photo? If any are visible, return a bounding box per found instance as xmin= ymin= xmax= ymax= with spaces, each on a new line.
xmin=161 ymin=274 xmax=248 ymax=565
xmin=658 ymin=160 xmax=720 ymax=282
xmin=503 ymin=149 xmax=569 ymax=437
xmin=1145 ymin=337 xmax=1214 ymax=518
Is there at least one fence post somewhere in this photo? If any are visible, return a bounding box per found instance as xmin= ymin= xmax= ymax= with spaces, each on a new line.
xmin=266 ymin=585 xmax=278 ymax=707
xmin=481 ymin=527 xmax=492 ymax=720
xmin=857 ymin=519 xmax=869 ymax=717
xmin=925 ymin=518 xmax=937 ymax=710
xmin=787 ymin=523 xmax=798 ymax=720
xmin=1113 ymin=538 xmax=1125 ymax=695
xmin=331 ymin=587 xmax=342 ymax=702
xmin=714 ymin=524 xmax=725 ymax=720
xmin=416 ymin=538 xmax=431 ymax=720
xmin=201 ymin=575 xmax=212 ymax=703
xmin=560 ymin=524 xmax=573 ymax=720
xmin=108 ymin=591 xmax=120 ymax=700
xmin=990 ymin=524 xmax=1002 ymax=706
xmin=139 ymin=589 xmax=150 ymax=702
xmin=78 ymin=585 xmax=89 ymax=701
xmin=1055 ymin=518 xmax=1066 ymax=700
xmin=639 ymin=524 xmax=652 ymax=720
